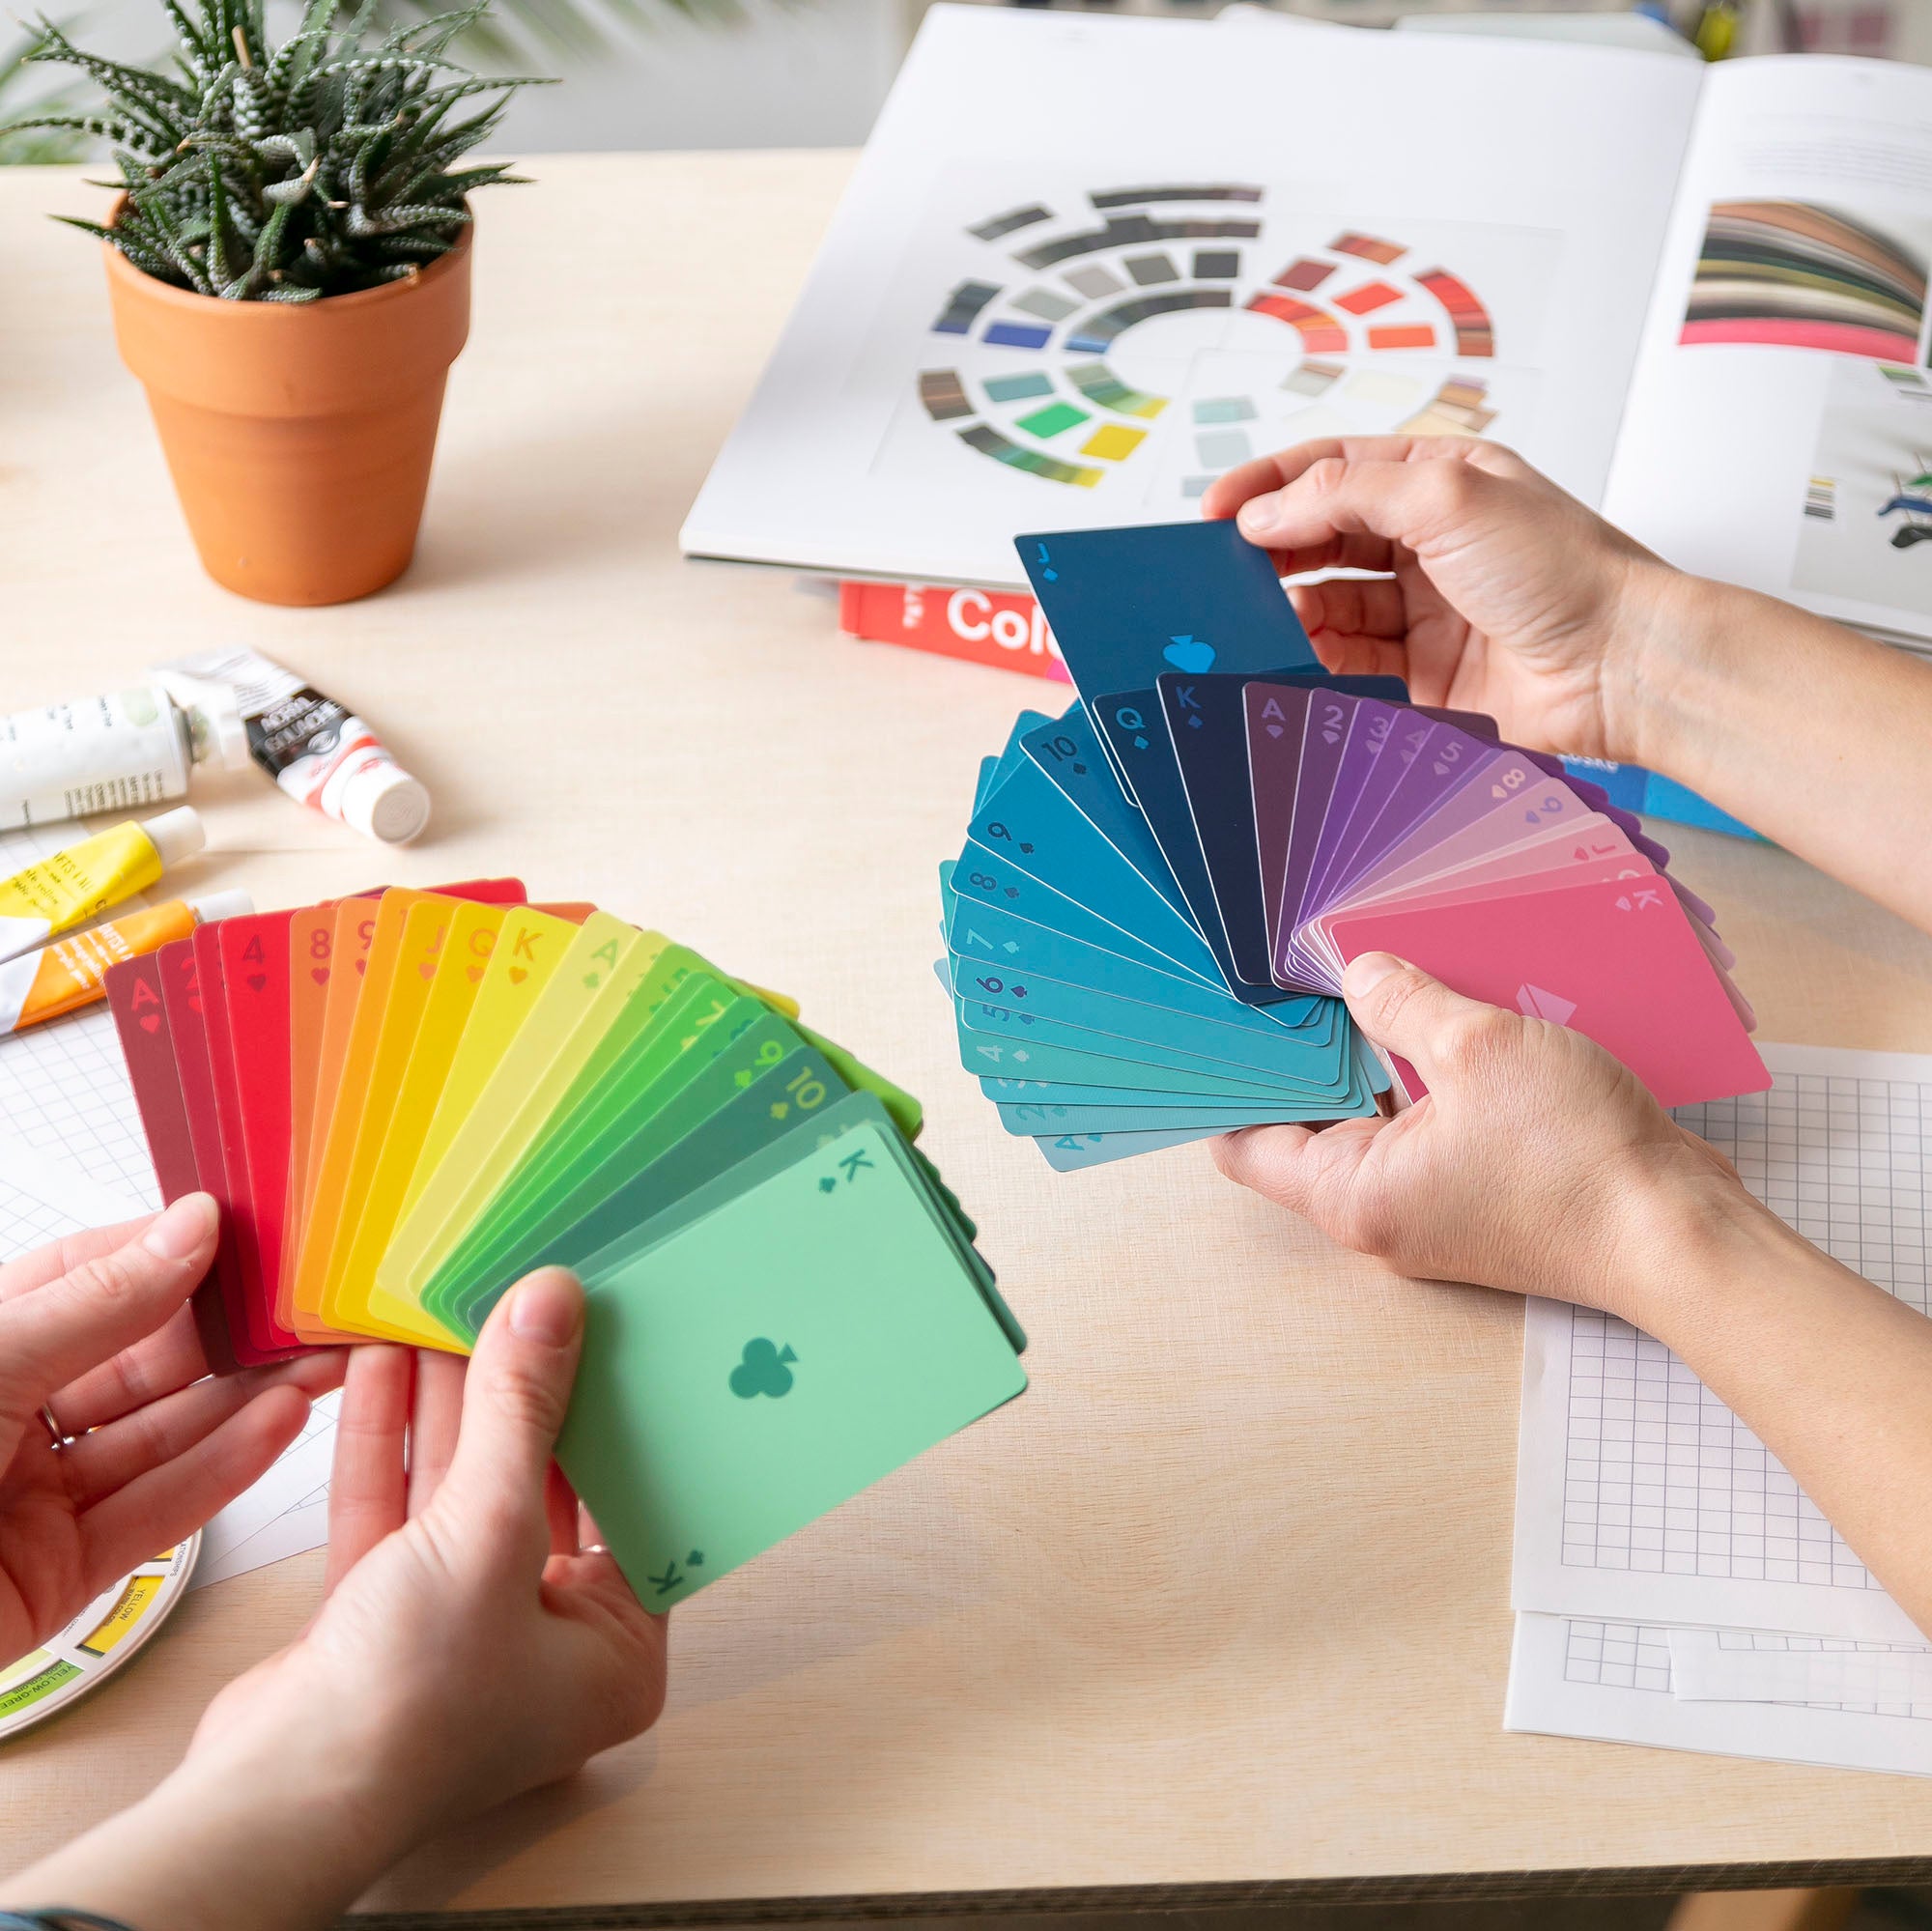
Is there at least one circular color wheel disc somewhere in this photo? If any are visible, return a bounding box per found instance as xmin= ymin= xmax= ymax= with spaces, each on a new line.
xmin=0 ymin=1533 xmax=201 ymax=1743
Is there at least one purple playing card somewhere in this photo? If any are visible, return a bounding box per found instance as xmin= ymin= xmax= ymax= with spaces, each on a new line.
xmin=1270 ymin=691 xmax=1365 ymax=988
xmin=1245 ymin=683 xmax=1318 ymax=953
xmin=1301 ymin=698 xmax=1409 ymax=920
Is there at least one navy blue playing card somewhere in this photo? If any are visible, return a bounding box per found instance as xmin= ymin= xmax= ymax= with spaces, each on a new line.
xmin=1015 ymin=521 xmax=1319 ymax=794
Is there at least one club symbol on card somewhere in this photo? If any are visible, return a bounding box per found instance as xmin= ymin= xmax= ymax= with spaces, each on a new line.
xmin=769 ymin=1101 xmax=789 ymax=1120
xmin=818 ymin=1176 xmax=837 ymax=1193
xmin=583 ymin=972 xmax=600 ymax=989
xmin=730 ymin=1338 xmax=797 ymax=1400
xmin=1516 ymin=983 xmax=1577 ymax=1025
xmin=734 ymin=1069 xmax=753 ymax=1089
xmin=245 ymin=974 xmax=267 ymax=993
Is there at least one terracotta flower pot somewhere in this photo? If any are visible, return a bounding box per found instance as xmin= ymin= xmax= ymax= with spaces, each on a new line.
xmin=103 ymin=217 xmax=471 ymax=606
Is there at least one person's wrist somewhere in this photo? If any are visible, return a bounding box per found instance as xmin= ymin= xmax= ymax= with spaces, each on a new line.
xmin=1605 ymin=564 xmax=1751 ymax=781
xmin=1595 ymin=1149 xmax=1790 ymax=1344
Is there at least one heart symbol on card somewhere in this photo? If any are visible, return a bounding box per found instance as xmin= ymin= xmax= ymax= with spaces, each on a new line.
xmin=246 ymin=974 xmax=267 ymax=993
xmin=139 ymin=1012 xmax=160 ymax=1034
xmin=508 ymin=966 xmax=527 ymax=984
xmin=311 ymin=967 xmax=328 ymax=985
xmin=1162 ymin=635 xmax=1215 ymax=673
xmin=418 ymin=963 xmax=436 ymax=980
xmin=466 ymin=964 xmax=485 ymax=982
xmin=354 ymin=958 xmax=366 ymax=977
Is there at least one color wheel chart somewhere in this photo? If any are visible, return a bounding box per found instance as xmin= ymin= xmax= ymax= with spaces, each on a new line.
xmin=916 ymin=184 xmax=1514 ymax=504
xmin=0 ymin=1537 xmax=199 ymax=1740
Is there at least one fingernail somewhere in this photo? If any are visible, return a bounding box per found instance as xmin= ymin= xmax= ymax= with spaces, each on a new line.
xmin=142 ymin=1192 xmax=217 ymax=1261
xmin=1236 ymin=498 xmax=1280 ymax=540
xmin=510 ymin=1270 xmax=583 ymax=1347
xmin=1342 ymin=951 xmax=1405 ymax=999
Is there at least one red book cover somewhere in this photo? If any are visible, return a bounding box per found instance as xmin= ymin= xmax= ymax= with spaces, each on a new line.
xmin=838 ymin=581 xmax=1070 ymax=683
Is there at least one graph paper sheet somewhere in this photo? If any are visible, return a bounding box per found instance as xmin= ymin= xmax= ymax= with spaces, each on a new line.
xmin=1667 ymin=1628 xmax=1932 ymax=1711
xmin=0 ymin=827 xmax=332 ymax=1586
xmin=1513 ymin=1042 xmax=1931 ymax=1645
xmin=1506 ymin=1613 xmax=1932 ymax=1778
xmin=0 ymin=826 xmax=160 ymax=1207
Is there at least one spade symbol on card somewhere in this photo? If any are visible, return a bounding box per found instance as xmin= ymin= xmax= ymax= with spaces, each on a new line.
xmin=1034 ymin=541 xmax=1057 ymax=582
xmin=508 ymin=967 xmax=527 ymax=984
xmin=729 ymin=1338 xmax=797 ymax=1400
xmin=138 ymin=1012 xmax=160 ymax=1034
xmin=246 ymin=974 xmax=267 ymax=993
xmin=1133 ymin=735 xmax=1149 ymax=750
xmin=1265 ymin=724 xmax=1284 ymax=739
xmin=1162 ymin=635 xmax=1215 ymax=673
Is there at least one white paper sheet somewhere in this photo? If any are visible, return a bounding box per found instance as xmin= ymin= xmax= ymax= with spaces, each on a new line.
xmin=1507 ymin=1612 xmax=1932 ymax=1778
xmin=682 ymin=4 xmax=1704 ymax=585
xmin=1514 ymin=1042 xmax=1931 ymax=1644
xmin=1667 ymin=1627 xmax=1932 ymax=1712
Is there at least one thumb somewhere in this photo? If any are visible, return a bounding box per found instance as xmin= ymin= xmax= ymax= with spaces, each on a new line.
xmin=441 ymin=1268 xmax=585 ymax=1568
xmin=1340 ymin=951 xmax=1516 ymax=1093
xmin=0 ymin=1193 xmax=219 ymax=1429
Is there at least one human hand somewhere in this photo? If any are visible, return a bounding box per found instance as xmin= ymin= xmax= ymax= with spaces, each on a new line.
xmin=1201 ymin=437 xmax=1688 ymax=764
xmin=183 ymin=1268 xmax=666 ymax=1888
xmin=1212 ymin=952 xmax=1766 ymax=1326
xmin=0 ymin=1192 xmax=344 ymax=1666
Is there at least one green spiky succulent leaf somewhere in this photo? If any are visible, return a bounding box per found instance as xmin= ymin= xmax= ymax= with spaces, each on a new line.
xmin=5 ymin=0 xmax=551 ymax=298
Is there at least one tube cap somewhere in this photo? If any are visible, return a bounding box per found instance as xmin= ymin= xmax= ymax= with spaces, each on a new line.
xmin=187 ymin=889 xmax=254 ymax=924
xmin=141 ymin=806 xmax=206 ymax=869
xmin=341 ymin=763 xmax=431 ymax=846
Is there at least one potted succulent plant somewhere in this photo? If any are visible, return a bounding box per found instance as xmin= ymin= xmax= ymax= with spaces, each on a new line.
xmin=6 ymin=0 xmax=547 ymax=605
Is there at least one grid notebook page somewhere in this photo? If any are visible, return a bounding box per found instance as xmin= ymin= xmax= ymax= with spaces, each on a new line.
xmin=1513 ymin=1042 xmax=1930 ymax=1645
xmin=0 ymin=824 xmax=161 ymax=1206
xmin=1507 ymin=1613 xmax=1932 ymax=1777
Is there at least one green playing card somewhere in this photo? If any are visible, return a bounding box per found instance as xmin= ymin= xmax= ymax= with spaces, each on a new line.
xmin=437 ymin=1026 xmax=839 ymax=1342
xmin=420 ymin=981 xmax=773 ymax=1326
xmin=555 ymin=1119 xmax=1027 ymax=1607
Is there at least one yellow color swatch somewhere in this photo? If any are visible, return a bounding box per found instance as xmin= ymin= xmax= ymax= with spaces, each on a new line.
xmin=1080 ymin=424 xmax=1146 ymax=462
xmin=292 ymin=891 xmax=446 ymax=1331
xmin=316 ymin=895 xmax=482 ymax=1338
xmin=333 ymin=900 xmax=509 ymax=1347
xmin=374 ymin=915 xmax=663 ymax=1319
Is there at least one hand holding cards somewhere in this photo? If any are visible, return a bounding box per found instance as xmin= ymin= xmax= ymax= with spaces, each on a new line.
xmin=103 ymin=886 xmax=1024 ymax=1605
xmin=939 ymin=522 xmax=1767 ymax=1169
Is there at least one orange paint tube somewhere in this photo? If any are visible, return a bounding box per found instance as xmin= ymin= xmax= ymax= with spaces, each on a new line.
xmin=0 ymin=890 xmax=252 ymax=1034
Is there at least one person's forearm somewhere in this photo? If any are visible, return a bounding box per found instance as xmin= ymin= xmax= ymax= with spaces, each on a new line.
xmin=1635 ymin=1200 xmax=1932 ymax=1639
xmin=0 ymin=1745 xmax=419 ymax=1931
xmin=1615 ymin=571 xmax=1932 ymax=936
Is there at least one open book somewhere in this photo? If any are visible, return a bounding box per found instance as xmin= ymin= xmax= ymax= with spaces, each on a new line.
xmin=682 ymin=4 xmax=1932 ymax=656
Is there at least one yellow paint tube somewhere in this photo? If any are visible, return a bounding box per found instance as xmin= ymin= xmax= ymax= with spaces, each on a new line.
xmin=0 ymin=889 xmax=252 ymax=1035
xmin=0 ymin=808 xmax=206 ymax=966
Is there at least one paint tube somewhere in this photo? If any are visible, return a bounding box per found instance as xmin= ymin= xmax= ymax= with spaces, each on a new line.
xmin=0 ymin=889 xmax=253 ymax=1035
xmin=0 ymin=808 xmax=207 ymax=965
xmin=0 ymin=683 xmax=250 ymax=833
xmin=156 ymin=648 xmax=430 ymax=846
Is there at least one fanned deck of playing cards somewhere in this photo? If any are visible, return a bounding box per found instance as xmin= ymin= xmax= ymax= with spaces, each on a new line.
xmin=939 ymin=522 xmax=1768 ymax=1170
xmin=103 ymin=885 xmax=1025 ymax=1604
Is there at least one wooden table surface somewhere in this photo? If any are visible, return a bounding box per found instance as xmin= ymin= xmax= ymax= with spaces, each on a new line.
xmin=4 ymin=154 xmax=1932 ymax=1923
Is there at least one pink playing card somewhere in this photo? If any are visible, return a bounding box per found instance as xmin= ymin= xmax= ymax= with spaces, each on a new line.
xmin=1327 ymin=871 xmax=1770 ymax=1109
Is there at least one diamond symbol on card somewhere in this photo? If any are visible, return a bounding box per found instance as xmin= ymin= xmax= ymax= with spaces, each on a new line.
xmin=1516 ymin=982 xmax=1577 ymax=1025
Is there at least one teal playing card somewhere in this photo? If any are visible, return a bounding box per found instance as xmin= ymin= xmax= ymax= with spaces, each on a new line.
xmin=556 ymin=1119 xmax=1027 ymax=1607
